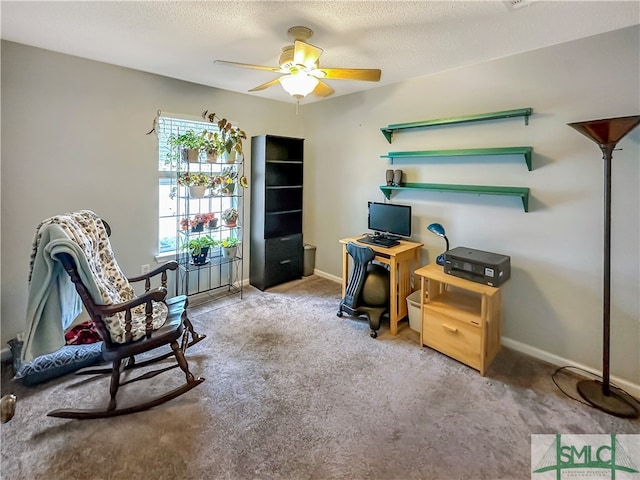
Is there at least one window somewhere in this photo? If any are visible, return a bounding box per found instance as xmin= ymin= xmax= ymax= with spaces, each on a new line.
xmin=157 ymin=114 xmax=216 ymax=254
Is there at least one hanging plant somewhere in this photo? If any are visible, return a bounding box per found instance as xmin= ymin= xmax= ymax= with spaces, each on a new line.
xmin=202 ymin=110 xmax=247 ymax=154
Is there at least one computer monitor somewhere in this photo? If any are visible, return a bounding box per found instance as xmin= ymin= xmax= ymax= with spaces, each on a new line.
xmin=367 ymin=202 xmax=412 ymax=239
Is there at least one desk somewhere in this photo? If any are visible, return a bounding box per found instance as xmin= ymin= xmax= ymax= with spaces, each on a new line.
xmin=339 ymin=236 xmax=423 ymax=335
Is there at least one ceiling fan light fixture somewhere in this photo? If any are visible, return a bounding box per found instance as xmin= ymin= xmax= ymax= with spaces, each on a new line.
xmin=216 ymin=25 xmax=381 ymax=102
xmin=279 ymin=72 xmax=319 ymax=98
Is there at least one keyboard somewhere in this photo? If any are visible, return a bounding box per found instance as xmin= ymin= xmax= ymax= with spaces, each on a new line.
xmin=358 ymin=235 xmax=400 ymax=248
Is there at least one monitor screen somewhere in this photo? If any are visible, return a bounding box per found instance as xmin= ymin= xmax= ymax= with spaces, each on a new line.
xmin=368 ymin=202 xmax=412 ymax=238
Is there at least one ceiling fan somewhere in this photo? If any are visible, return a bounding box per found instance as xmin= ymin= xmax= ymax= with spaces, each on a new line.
xmin=214 ymin=26 xmax=381 ymax=100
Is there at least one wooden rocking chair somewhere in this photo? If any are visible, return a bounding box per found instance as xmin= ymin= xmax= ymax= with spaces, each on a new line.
xmin=25 ymin=211 xmax=205 ymax=419
xmin=74 ymin=220 xmax=206 ymax=376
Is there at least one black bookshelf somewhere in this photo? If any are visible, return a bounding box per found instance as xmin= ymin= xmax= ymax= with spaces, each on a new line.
xmin=250 ymin=135 xmax=305 ymax=290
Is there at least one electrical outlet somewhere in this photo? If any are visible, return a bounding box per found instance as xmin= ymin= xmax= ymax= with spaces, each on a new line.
xmin=141 ymin=264 xmax=150 ymax=275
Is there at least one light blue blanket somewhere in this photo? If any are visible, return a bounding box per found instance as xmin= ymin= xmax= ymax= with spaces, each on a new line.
xmin=22 ymin=217 xmax=103 ymax=362
xmin=23 ymin=210 xmax=169 ymax=362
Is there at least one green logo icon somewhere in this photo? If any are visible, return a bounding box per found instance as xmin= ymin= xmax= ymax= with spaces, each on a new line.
xmin=532 ymin=434 xmax=639 ymax=479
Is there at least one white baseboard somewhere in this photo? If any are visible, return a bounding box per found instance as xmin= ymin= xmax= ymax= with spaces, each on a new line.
xmin=312 ymin=269 xmax=341 ymax=284
xmin=501 ymin=337 xmax=640 ymax=398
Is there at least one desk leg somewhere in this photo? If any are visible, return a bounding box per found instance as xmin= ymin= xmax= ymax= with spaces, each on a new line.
xmin=390 ymin=257 xmax=414 ymax=335
xmin=341 ymin=244 xmax=348 ymax=299
xmin=420 ymin=276 xmax=427 ymax=346
xmin=389 ymin=259 xmax=399 ymax=335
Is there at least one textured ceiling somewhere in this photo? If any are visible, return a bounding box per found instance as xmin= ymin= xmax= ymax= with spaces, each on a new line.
xmin=1 ymin=1 xmax=638 ymax=104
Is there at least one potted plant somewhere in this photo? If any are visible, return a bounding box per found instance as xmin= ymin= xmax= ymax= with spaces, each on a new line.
xmin=216 ymin=166 xmax=238 ymax=195
xmin=183 ymin=236 xmax=216 ymax=265
xmin=222 ymin=207 xmax=239 ymax=227
xmin=202 ymin=110 xmax=247 ymax=162
xmin=170 ymin=172 xmax=213 ymax=199
xmin=201 ymin=130 xmax=225 ymax=163
xmin=221 ymin=123 xmax=247 ymax=162
xmin=168 ymin=130 xmax=205 ymax=163
xmin=199 ymin=212 xmax=217 ymax=228
xmin=180 ymin=217 xmax=202 ymax=232
xmin=180 ymin=213 xmax=216 ymax=232
xmin=219 ymin=237 xmax=238 ymax=259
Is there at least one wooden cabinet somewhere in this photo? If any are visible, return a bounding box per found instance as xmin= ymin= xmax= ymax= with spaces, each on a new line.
xmin=250 ymin=135 xmax=305 ymax=291
xmin=415 ymin=263 xmax=503 ymax=376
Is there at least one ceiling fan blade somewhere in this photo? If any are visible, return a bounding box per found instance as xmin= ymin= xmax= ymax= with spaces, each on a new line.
xmin=312 ymin=80 xmax=334 ymax=98
xmin=315 ymin=68 xmax=381 ymax=82
xmin=215 ymin=60 xmax=283 ymax=73
xmin=248 ymin=78 xmax=283 ymax=92
xmin=293 ymin=40 xmax=323 ymax=69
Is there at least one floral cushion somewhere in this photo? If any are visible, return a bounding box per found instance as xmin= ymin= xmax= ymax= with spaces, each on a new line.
xmin=31 ymin=210 xmax=168 ymax=344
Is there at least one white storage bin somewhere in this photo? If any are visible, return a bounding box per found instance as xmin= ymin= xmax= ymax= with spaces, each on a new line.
xmin=406 ymin=290 xmax=422 ymax=333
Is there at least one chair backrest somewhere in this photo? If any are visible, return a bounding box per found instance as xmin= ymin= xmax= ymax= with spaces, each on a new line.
xmin=56 ymin=251 xmax=117 ymax=348
xmin=30 ymin=211 xmax=135 ymax=305
xmin=343 ymin=242 xmax=376 ymax=309
xmin=31 ymin=211 xmax=167 ymax=348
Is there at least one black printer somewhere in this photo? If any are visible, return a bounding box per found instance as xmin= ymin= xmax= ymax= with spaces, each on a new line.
xmin=443 ymin=247 xmax=511 ymax=287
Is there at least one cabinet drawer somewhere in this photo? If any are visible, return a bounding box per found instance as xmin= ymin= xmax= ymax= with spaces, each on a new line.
xmin=265 ymin=256 xmax=303 ymax=287
xmin=265 ymin=234 xmax=302 ymax=261
xmin=422 ymin=309 xmax=481 ymax=370
xmin=264 ymin=235 xmax=303 ymax=287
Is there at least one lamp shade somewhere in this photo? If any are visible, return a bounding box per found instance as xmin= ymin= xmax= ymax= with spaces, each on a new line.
xmin=567 ymin=115 xmax=640 ymax=147
xmin=427 ymin=223 xmax=446 ymax=237
xmin=279 ymin=73 xmax=319 ymax=98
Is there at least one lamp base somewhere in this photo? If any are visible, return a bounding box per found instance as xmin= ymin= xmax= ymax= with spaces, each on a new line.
xmin=435 ymin=253 xmax=445 ymax=266
xmin=576 ymin=379 xmax=639 ymax=418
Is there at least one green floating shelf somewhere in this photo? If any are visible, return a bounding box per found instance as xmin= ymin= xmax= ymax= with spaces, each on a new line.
xmin=379 ymin=182 xmax=530 ymax=212
xmin=380 ymin=108 xmax=533 ymax=143
xmin=380 ymin=147 xmax=533 ymax=171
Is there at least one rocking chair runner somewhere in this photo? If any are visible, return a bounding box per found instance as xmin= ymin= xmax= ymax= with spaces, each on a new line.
xmin=25 ymin=211 xmax=205 ymax=419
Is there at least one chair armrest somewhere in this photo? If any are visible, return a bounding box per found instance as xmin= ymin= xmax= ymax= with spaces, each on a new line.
xmin=127 ymin=261 xmax=178 ymax=283
xmin=127 ymin=261 xmax=178 ymax=293
xmin=93 ymin=288 xmax=168 ymax=317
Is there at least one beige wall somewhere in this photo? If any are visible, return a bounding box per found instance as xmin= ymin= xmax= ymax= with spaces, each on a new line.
xmin=2 ymin=25 xmax=639 ymax=388
xmin=1 ymin=40 xmax=301 ymax=348
xmin=302 ymin=26 xmax=639 ymax=387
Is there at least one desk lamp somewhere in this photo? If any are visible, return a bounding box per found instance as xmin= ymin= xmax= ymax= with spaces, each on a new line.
xmin=567 ymin=114 xmax=640 ymax=419
xmin=427 ymin=223 xmax=449 ymax=266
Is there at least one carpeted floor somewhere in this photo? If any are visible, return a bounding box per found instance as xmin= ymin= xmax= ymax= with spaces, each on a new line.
xmin=1 ymin=275 xmax=638 ymax=480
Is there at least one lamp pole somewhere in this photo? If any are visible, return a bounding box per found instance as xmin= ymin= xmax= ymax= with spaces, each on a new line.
xmin=601 ymin=142 xmax=613 ymax=395
xmin=567 ymin=115 xmax=640 ymax=418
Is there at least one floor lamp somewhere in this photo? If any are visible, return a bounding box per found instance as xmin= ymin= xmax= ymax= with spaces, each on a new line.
xmin=567 ymin=115 xmax=640 ymax=419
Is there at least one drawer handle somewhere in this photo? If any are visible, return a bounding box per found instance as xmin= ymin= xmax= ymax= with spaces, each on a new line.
xmin=280 ymin=237 xmax=292 ymax=242
xmin=442 ymin=324 xmax=458 ymax=333
xmin=280 ymin=259 xmax=292 ymax=265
